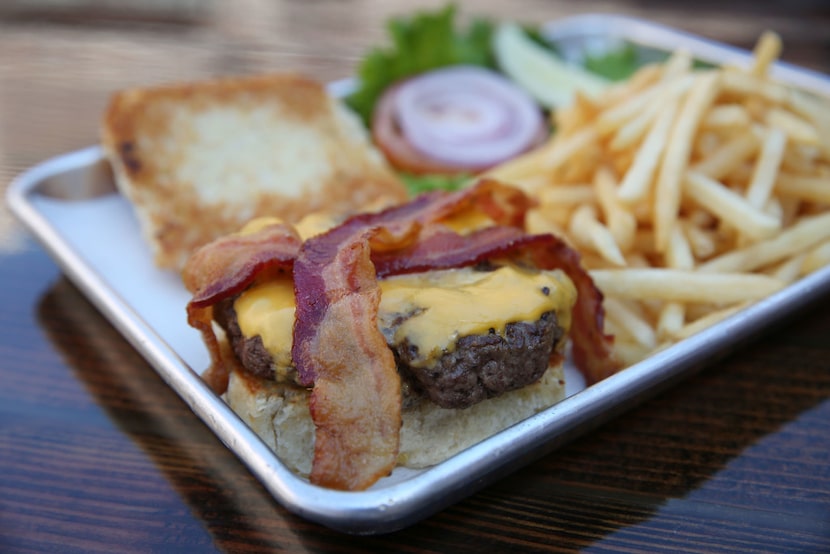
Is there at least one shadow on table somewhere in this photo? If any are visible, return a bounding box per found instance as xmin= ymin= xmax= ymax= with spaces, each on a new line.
xmin=36 ymin=275 xmax=830 ymax=551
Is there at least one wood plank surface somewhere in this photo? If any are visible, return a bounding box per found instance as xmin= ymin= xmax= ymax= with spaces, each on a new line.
xmin=1 ymin=1 xmax=829 ymax=551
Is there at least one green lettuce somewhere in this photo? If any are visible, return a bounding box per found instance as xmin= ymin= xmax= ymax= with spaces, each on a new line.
xmin=399 ymin=172 xmax=471 ymax=196
xmin=583 ymin=44 xmax=640 ymax=81
xmin=345 ymin=4 xmax=495 ymax=126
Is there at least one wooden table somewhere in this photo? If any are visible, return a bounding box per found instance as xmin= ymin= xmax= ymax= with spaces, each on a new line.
xmin=2 ymin=1 xmax=829 ymax=551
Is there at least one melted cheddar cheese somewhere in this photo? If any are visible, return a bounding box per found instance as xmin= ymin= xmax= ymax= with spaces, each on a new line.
xmin=239 ymin=213 xmax=339 ymax=241
xmin=377 ymin=266 xmax=574 ymax=367
xmin=234 ymin=265 xmax=576 ymax=379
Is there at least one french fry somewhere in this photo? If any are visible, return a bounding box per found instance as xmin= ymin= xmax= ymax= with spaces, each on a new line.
xmin=766 ymin=108 xmax=821 ymax=146
xmin=680 ymin=219 xmax=717 ymax=259
xmin=657 ymin=226 xmax=695 ymax=337
xmin=609 ymin=99 xmax=662 ymax=151
xmin=688 ymin=208 xmax=716 ymax=227
xmin=484 ymin=128 xmax=596 ymax=187
xmin=801 ymin=240 xmax=830 ymax=275
xmin=767 ymin=252 xmax=808 ymax=283
xmin=580 ymin=252 xmax=618 ymax=270
xmin=596 ymin=74 xmax=694 ymax=135
xmin=656 ymin=302 xmax=686 ymax=339
xmin=568 ymin=204 xmax=627 ymax=266
xmin=661 ymin=49 xmax=693 ymax=81
xmin=745 ymin=127 xmax=787 ymax=208
xmin=593 ymin=166 xmax=637 ymax=251
xmin=775 ymin=173 xmax=830 ymax=204
xmin=782 ymin=142 xmax=821 ymax=171
xmin=786 ymin=89 xmax=830 ymax=159
xmin=604 ymin=297 xmax=657 ymax=349
xmin=600 ymin=64 xmax=663 ymax=107
xmin=778 ymin=194 xmax=802 ymax=228
xmin=699 ymin=211 xmax=830 ymax=272
xmin=764 ymin=195 xmax=784 ymax=220
xmin=695 ymin=130 xmax=722 ymax=158
xmin=537 ymin=184 xmax=596 ymax=206
xmin=555 ymin=92 xmax=600 ymax=135
xmin=720 ymin=70 xmax=789 ymax=104
xmin=749 ymin=31 xmax=782 ymax=77
xmin=483 ymin=145 xmax=553 ymax=190
xmin=654 ymin=72 xmax=720 ymax=251
xmin=701 ymin=104 xmax=752 ymax=129
xmin=608 ymin=338 xmax=654 ymax=367
xmin=617 ymin=94 xmax=680 ymax=204
xmin=540 ymin=127 xmax=598 ymax=174
xmin=538 ymin=205 xmax=575 ymax=228
xmin=589 ymin=268 xmax=784 ymax=304
xmin=665 ymin=224 xmax=695 ymax=269
xmin=559 ymin=141 xmax=603 ymax=182
xmin=625 ymin=252 xmax=653 ymax=268
xmin=674 ymin=302 xmax=751 ymax=340
xmin=691 ymin=130 xmax=760 ymax=180
xmin=630 ymin=229 xmax=659 ymax=257
xmin=524 ymin=208 xmax=568 ymax=240
xmin=684 ymin=170 xmax=782 ymax=240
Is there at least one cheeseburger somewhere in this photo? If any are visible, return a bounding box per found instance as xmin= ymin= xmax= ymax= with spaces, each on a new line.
xmin=183 ymin=179 xmax=618 ymax=491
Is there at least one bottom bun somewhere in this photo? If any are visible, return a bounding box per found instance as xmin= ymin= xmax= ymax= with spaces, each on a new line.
xmin=225 ymin=364 xmax=566 ymax=478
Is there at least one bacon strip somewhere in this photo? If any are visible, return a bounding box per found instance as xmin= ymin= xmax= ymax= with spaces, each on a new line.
xmin=372 ymin=225 xmax=527 ymax=277
xmin=518 ymin=235 xmax=619 ymax=385
xmin=292 ymin=203 xmax=439 ymax=488
xmin=293 ymin=231 xmax=404 ymax=490
xmin=182 ymin=222 xmax=301 ymax=392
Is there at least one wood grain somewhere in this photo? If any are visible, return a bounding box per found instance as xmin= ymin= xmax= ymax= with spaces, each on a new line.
xmin=1 ymin=1 xmax=829 ymax=551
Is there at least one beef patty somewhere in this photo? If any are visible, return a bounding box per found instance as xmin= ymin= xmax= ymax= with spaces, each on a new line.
xmin=214 ymin=297 xmax=565 ymax=410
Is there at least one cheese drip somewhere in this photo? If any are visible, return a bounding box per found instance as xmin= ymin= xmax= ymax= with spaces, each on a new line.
xmin=239 ymin=213 xmax=339 ymax=240
xmin=234 ymin=265 xmax=575 ymax=377
xmin=377 ymin=266 xmax=574 ymax=367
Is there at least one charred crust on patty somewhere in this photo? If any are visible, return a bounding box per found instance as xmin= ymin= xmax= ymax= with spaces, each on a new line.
xmin=393 ymin=311 xmax=563 ymax=409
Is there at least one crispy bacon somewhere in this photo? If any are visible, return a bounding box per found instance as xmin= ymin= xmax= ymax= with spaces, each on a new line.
xmin=517 ymin=235 xmax=619 ymax=385
xmin=373 ymin=225 xmax=525 ymax=277
xmin=293 ymin=230 xmax=406 ymax=490
xmin=183 ymin=179 xmax=619 ymax=490
xmin=183 ymin=222 xmax=301 ymax=392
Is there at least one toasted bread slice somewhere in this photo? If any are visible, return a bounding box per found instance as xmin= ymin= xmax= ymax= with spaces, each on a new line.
xmin=101 ymin=73 xmax=407 ymax=270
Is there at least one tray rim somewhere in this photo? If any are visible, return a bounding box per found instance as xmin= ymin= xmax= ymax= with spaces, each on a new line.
xmin=6 ymin=13 xmax=830 ymax=534
xmin=542 ymin=13 xmax=830 ymax=96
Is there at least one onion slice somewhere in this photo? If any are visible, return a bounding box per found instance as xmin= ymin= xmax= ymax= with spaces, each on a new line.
xmin=373 ymin=66 xmax=545 ymax=174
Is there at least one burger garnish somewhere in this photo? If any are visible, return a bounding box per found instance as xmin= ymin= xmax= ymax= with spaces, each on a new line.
xmin=372 ymin=66 xmax=547 ymax=175
xmin=183 ymin=179 xmax=619 ymax=490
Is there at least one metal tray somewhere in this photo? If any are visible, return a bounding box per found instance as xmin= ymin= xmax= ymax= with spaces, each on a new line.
xmin=7 ymin=14 xmax=830 ymax=535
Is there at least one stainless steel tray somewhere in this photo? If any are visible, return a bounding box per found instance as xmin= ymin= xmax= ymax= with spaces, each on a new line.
xmin=7 ymin=14 xmax=830 ymax=534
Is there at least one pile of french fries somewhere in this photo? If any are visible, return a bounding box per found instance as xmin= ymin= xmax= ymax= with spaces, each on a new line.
xmin=488 ymin=32 xmax=830 ymax=367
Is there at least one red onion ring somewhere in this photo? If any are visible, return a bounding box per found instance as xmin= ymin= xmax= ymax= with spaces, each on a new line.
xmin=389 ymin=66 xmax=544 ymax=170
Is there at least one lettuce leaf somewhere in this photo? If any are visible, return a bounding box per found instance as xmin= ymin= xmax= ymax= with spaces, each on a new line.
xmin=399 ymin=172 xmax=471 ymax=196
xmin=583 ymin=44 xmax=640 ymax=81
xmin=345 ymin=4 xmax=495 ymax=126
